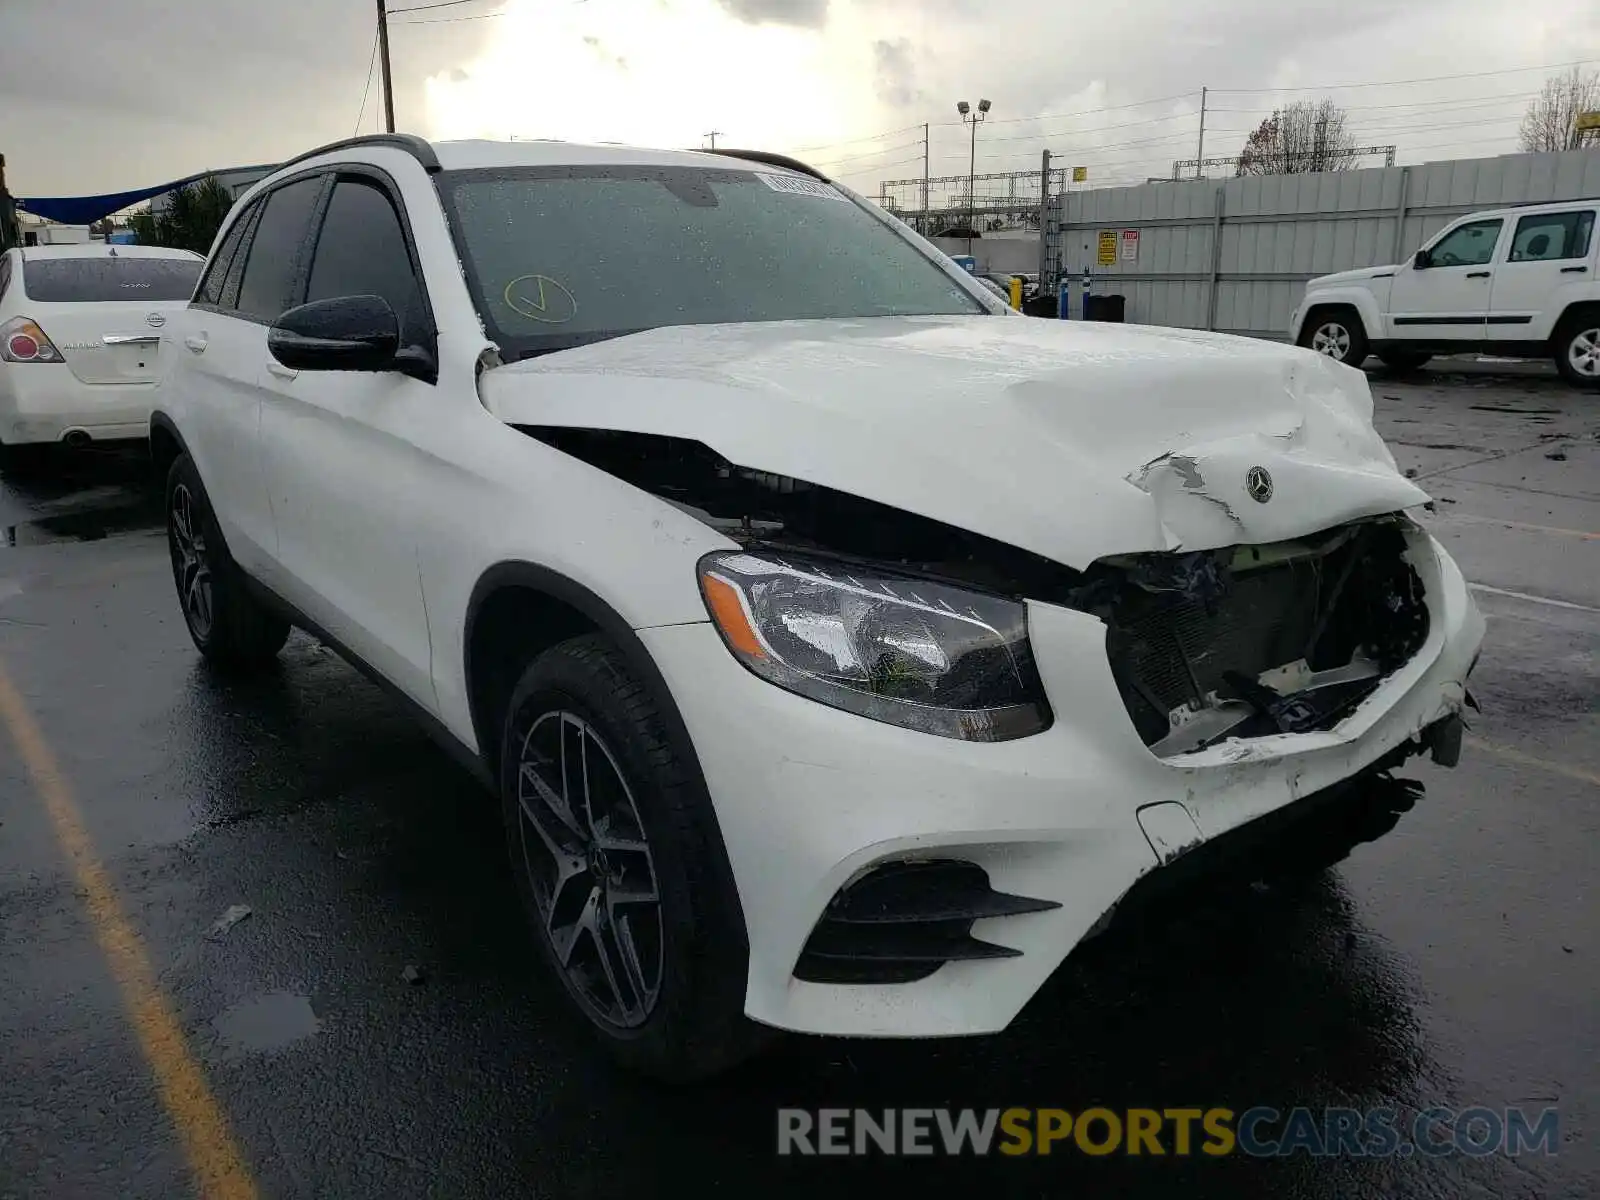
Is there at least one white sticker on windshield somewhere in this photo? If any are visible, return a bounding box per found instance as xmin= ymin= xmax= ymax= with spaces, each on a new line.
xmin=756 ymin=172 xmax=847 ymax=200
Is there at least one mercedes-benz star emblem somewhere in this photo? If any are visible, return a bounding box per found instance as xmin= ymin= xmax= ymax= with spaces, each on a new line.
xmin=146 ymin=313 xmax=166 ymax=328
xmin=1246 ymin=465 xmax=1273 ymax=504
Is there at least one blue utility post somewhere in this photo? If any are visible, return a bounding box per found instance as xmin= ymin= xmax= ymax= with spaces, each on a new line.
xmin=1058 ymin=273 xmax=1070 ymax=319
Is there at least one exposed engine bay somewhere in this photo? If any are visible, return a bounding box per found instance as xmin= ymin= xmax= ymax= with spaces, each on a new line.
xmin=518 ymin=426 xmax=1431 ymax=757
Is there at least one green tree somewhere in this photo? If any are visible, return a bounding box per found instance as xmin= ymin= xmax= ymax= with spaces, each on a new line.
xmin=126 ymin=176 xmax=234 ymax=253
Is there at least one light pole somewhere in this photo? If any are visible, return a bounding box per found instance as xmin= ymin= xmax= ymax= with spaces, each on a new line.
xmin=957 ymin=99 xmax=990 ymax=258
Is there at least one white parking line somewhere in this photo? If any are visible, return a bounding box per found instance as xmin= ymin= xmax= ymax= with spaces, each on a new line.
xmin=1468 ymin=583 xmax=1600 ymax=614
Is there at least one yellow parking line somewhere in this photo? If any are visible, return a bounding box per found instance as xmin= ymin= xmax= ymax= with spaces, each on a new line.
xmin=1467 ymin=736 xmax=1600 ymax=789
xmin=0 ymin=662 xmax=258 ymax=1200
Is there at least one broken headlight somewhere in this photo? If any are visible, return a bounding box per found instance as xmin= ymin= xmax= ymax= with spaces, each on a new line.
xmin=697 ymin=550 xmax=1051 ymax=741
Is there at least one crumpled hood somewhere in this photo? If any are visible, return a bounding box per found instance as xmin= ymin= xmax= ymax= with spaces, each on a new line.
xmin=480 ymin=315 xmax=1428 ymax=569
xmin=1307 ymin=265 xmax=1398 ymax=288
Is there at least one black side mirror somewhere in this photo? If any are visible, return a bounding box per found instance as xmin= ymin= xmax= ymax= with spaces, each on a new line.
xmin=268 ymin=295 xmax=400 ymax=372
xmin=1413 ymin=249 xmax=1431 ymax=269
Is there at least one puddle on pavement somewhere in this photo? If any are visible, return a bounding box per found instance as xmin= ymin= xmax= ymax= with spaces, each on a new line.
xmin=1 ymin=498 xmax=162 ymax=548
xmin=212 ymin=992 xmax=322 ymax=1058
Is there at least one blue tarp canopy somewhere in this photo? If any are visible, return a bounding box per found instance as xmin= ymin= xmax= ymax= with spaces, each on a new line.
xmin=18 ymin=170 xmax=221 ymax=225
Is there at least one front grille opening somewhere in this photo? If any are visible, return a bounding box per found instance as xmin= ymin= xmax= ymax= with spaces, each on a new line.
xmin=1075 ymin=518 xmax=1429 ymax=757
xmin=794 ymin=860 xmax=1059 ymax=985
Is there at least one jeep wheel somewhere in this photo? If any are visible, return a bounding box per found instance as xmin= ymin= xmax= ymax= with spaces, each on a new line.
xmin=1555 ymin=315 xmax=1600 ymax=389
xmin=500 ymin=634 xmax=769 ymax=1082
xmin=1299 ymin=309 xmax=1369 ymax=368
xmin=166 ymin=454 xmax=290 ymax=669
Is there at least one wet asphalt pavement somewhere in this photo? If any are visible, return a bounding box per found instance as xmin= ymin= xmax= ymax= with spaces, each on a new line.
xmin=0 ymin=360 xmax=1596 ymax=1199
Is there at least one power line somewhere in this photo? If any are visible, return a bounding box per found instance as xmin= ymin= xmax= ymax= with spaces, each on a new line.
xmin=794 ymin=123 xmax=924 ymax=152
xmin=389 ymin=0 xmax=498 ymax=12
xmin=1209 ymin=90 xmax=1540 ymax=114
xmin=810 ymin=138 xmax=926 ymax=167
xmin=391 ymin=8 xmax=506 ymax=21
xmin=970 ymin=90 xmax=1200 ymax=128
xmin=1210 ymin=58 xmax=1598 ymax=94
xmin=981 ymin=110 xmax=1201 ymax=143
xmin=353 ymin=31 xmax=380 ymax=136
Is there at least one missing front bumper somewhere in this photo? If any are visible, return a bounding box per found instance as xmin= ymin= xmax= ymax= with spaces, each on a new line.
xmin=1074 ymin=517 xmax=1431 ymax=756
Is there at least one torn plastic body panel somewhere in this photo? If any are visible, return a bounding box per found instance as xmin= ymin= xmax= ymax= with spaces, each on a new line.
xmin=514 ymin=426 xmax=1432 ymax=760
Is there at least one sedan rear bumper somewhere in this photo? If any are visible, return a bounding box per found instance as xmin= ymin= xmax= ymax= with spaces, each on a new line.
xmin=0 ymin=366 xmax=157 ymax=445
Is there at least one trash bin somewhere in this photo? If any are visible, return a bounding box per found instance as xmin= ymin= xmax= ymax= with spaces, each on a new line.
xmin=1084 ymin=294 xmax=1126 ymax=322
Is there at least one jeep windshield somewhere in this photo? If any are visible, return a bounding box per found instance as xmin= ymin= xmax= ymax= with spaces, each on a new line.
xmin=435 ymin=164 xmax=989 ymax=362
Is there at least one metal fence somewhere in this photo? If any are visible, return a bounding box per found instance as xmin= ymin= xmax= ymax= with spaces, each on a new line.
xmin=1042 ymin=149 xmax=1600 ymax=338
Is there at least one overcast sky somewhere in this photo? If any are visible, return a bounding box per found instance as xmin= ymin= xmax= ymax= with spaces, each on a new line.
xmin=2 ymin=0 xmax=1597 ymax=198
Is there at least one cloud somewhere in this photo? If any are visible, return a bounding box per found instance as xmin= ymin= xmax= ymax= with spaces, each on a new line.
xmin=4 ymin=0 xmax=1599 ymax=199
xmin=715 ymin=0 xmax=829 ymax=28
xmin=0 ymin=0 xmax=495 ymax=193
xmin=872 ymin=38 xmax=920 ymax=107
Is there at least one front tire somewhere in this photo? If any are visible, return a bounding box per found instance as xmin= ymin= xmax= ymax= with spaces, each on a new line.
xmin=1299 ymin=307 xmax=1369 ymax=368
xmin=165 ymin=454 xmax=290 ymax=670
xmin=499 ymin=634 xmax=767 ymax=1082
xmin=1554 ymin=312 xmax=1600 ymax=389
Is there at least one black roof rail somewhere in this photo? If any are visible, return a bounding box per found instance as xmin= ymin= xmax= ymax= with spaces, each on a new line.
xmin=701 ymin=148 xmax=831 ymax=183
xmin=273 ymin=133 xmax=441 ymax=176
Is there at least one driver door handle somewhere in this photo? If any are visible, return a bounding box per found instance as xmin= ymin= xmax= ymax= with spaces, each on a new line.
xmin=1561 ymin=265 xmax=1588 ymax=274
xmin=266 ymin=361 xmax=298 ymax=380
xmin=184 ymin=334 xmax=208 ymax=353
xmin=1466 ymin=271 xmax=1491 ymax=278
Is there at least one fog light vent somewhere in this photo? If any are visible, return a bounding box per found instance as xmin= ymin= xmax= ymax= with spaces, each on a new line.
xmin=794 ymin=860 xmax=1059 ymax=984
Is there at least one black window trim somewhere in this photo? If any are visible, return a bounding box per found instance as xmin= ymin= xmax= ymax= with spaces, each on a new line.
xmin=1426 ymin=217 xmax=1504 ymax=268
xmin=0 ymin=253 xmax=12 ymax=301
xmin=193 ymin=198 xmax=254 ymax=307
xmin=1508 ymin=208 xmax=1597 ymax=264
xmin=297 ymin=163 xmax=439 ymax=371
xmin=190 ymin=166 xmax=331 ymax=323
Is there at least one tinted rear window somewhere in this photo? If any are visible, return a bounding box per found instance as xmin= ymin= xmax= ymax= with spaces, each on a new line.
xmin=22 ymin=257 xmax=203 ymax=303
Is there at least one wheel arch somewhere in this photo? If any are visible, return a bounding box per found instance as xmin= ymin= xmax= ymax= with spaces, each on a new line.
xmin=463 ymin=558 xmax=752 ymax=964
xmin=1550 ymin=299 xmax=1600 ymax=345
xmin=148 ymin=411 xmax=188 ymax=485
xmin=1297 ymin=295 xmax=1374 ymax=344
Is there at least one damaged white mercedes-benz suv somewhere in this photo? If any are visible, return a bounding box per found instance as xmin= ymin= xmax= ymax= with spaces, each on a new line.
xmin=151 ymin=134 xmax=1484 ymax=1081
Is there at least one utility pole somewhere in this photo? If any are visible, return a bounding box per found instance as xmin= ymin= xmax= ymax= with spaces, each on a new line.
xmin=1194 ymin=86 xmax=1207 ymax=179
xmin=376 ymin=0 xmax=396 ymax=133
xmin=1037 ymin=149 xmax=1051 ymax=288
xmin=957 ymin=99 xmax=990 ymax=258
xmin=704 ymin=131 xmax=722 ymax=150
xmin=921 ymin=123 xmax=930 ymax=236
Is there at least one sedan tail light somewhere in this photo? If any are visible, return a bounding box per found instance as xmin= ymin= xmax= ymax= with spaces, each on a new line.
xmin=0 ymin=317 xmax=64 ymax=363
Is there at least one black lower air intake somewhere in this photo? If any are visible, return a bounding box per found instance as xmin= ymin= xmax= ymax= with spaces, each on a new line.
xmin=794 ymin=860 xmax=1060 ymax=984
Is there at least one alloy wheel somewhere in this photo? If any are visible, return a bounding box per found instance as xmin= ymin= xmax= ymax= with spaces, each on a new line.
xmin=1568 ymin=327 xmax=1600 ymax=379
xmin=169 ymin=483 xmax=214 ymax=640
xmin=1311 ymin=321 xmax=1352 ymax=361
xmin=514 ymin=709 xmax=663 ymax=1029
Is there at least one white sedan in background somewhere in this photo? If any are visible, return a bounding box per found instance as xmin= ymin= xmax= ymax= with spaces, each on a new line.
xmin=0 ymin=243 xmax=203 ymax=472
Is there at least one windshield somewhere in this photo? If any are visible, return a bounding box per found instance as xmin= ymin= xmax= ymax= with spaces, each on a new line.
xmin=436 ymin=164 xmax=987 ymax=360
xmin=22 ymin=256 xmax=202 ymax=303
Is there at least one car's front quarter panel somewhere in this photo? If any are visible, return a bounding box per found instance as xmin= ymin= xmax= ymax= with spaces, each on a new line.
xmin=413 ymin=414 xmax=740 ymax=753
xmin=639 ymin=524 xmax=1483 ymax=1038
xmin=1294 ymin=276 xmax=1389 ymax=341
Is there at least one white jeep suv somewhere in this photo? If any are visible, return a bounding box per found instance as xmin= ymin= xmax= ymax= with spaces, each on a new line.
xmin=1292 ymin=198 xmax=1600 ymax=386
xmin=152 ymin=134 xmax=1484 ymax=1080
